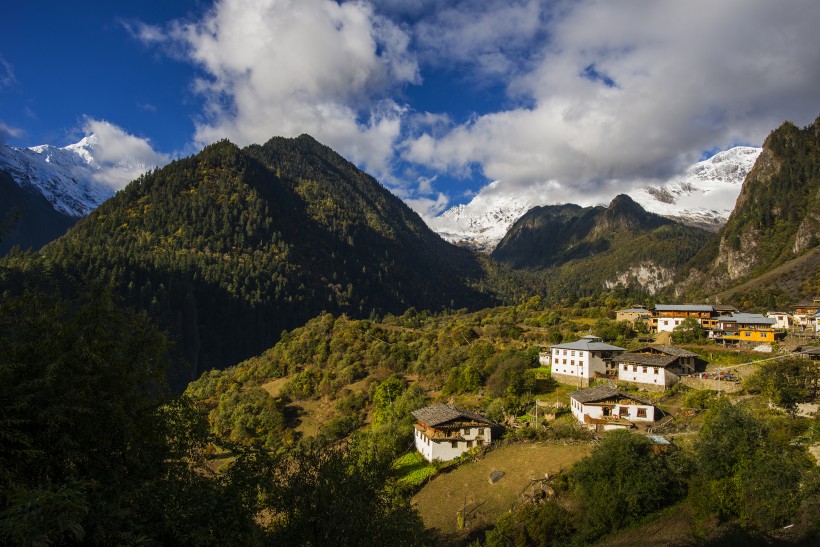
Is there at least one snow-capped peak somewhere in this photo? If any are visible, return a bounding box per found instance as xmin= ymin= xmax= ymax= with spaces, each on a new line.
xmin=425 ymin=146 xmax=762 ymax=251
xmin=629 ymin=146 xmax=762 ymax=230
xmin=424 ymin=180 xmax=536 ymax=252
xmin=1 ymin=133 xmax=152 ymax=217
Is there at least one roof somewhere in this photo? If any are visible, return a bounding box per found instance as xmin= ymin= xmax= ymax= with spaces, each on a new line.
xmin=797 ymin=346 xmax=820 ymax=355
xmin=614 ymin=353 xmax=679 ymax=368
xmin=716 ymin=313 xmax=776 ymax=325
xmin=569 ymin=385 xmax=652 ymax=406
xmin=647 ymin=344 xmax=698 ymax=357
xmin=551 ymin=338 xmax=625 ymax=351
xmin=411 ymin=404 xmax=495 ymax=427
xmin=654 ymin=304 xmax=713 ymax=312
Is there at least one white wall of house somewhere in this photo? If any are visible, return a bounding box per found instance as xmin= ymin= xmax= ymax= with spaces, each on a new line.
xmin=570 ymin=399 xmax=656 ymax=424
xmin=415 ymin=426 xmax=491 ymax=462
xmin=767 ymin=313 xmax=791 ymax=329
xmin=618 ymin=363 xmax=678 ymax=388
xmin=550 ymin=348 xmax=607 ymax=380
xmin=657 ymin=317 xmax=686 ymax=333
xmin=570 ymin=397 xmax=585 ymax=423
xmin=414 ymin=428 xmax=433 ymax=461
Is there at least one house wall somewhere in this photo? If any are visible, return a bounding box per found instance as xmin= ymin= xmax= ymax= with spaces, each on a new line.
xmin=767 ymin=314 xmax=791 ymax=329
xmin=414 ymin=428 xmax=433 ymax=462
xmin=616 ymin=311 xmax=650 ymax=322
xmin=618 ymin=363 xmax=678 ymax=390
xmin=415 ymin=426 xmax=492 ymax=462
xmin=572 ymin=400 xmax=656 ymax=423
xmin=550 ymin=348 xmax=608 ymax=384
xmin=723 ymin=330 xmax=777 ymax=342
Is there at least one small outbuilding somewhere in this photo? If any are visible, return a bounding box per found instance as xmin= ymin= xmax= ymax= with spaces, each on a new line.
xmin=412 ymin=404 xmax=497 ymax=462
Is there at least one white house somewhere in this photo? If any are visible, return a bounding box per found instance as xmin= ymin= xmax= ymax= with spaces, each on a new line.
xmin=766 ymin=311 xmax=792 ymax=330
xmin=549 ymin=335 xmax=625 ymax=387
xmin=569 ymin=386 xmax=657 ymax=431
xmin=412 ymin=404 xmax=496 ymax=462
xmin=653 ymin=304 xmax=714 ymax=333
xmin=614 ymin=345 xmax=698 ymax=391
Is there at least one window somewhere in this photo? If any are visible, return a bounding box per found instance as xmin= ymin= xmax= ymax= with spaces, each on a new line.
xmin=571 ymin=351 xmax=575 ymax=356
xmin=467 ymin=440 xmax=473 ymax=448
xmin=643 ymin=367 xmax=648 ymax=373
xmin=623 ymin=364 xmax=628 ymax=371
xmin=570 ymin=360 xmax=574 ymax=365
xmin=451 ymin=441 xmax=458 ymax=448
xmin=654 ymin=368 xmax=659 ymax=375
xmin=633 ymin=366 xmax=638 ymax=372
xmin=563 ymin=350 xmax=567 ymax=355
xmin=637 ymin=408 xmax=647 ymax=418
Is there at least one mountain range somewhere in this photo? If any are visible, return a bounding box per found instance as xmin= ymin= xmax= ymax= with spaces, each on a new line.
xmin=427 ymin=146 xmax=762 ymax=251
xmin=490 ymin=194 xmax=712 ymax=296
xmin=1 ymin=117 xmax=816 ymax=379
xmin=2 ymin=135 xmax=490 ymax=382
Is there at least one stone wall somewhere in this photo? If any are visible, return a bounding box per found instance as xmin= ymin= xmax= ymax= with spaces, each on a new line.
xmin=680 ymin=376 xmax=742 ymax=393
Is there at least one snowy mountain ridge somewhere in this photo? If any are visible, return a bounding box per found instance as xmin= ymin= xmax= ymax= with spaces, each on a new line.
xmin=0 ymin=134 xmax=150 ymax=217
xmin=426 ymin=146 xmax=762 ymax=251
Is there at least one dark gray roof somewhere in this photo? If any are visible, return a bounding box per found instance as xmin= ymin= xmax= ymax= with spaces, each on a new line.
xmin=716 ymin=313 xmax=776 ymax=325
xmin=614 ymin=345 xmax=696 ymax=367
xmin=797 ymin=346 xmax=820 ymax=355
xmin=411 ymin=404 xmax=494 ymax=427
xmin=654 ymin=304 xmax=713 ymax=312
xmin=551 ymin=338 xmax=625 ymax=351
xmin=568 ymin=385 xmax=652 ymax=406
xmin=646 ymin=345 xmax=698 ymax=357
xmin=614 ymin=353 xmax=678 ymax=367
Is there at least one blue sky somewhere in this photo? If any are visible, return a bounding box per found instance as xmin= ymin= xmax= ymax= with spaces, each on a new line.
xmin=2 ymin=0 xmax=819 ymax=219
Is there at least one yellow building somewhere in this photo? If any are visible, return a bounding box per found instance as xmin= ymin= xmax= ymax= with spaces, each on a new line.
xmin=715 ymin=313 xmax=784 ymax=344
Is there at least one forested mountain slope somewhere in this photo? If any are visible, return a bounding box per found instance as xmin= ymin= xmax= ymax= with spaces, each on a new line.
xmin=677 ymin=116 xmax=820 ymax=305
xmin=0 ymin=135 xmax=491 ymax=382
xmin=490 ymin=194 xmax=711 ymax=297
xmin=0 ymin=170 xmax=77 ymax=255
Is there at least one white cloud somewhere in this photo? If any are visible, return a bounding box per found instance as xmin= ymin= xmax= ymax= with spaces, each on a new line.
xmin=148 ymin=0 xmax=419 ymax=179
xmin=410 ymin=0 xmax=547 ymax=78
xmin=404 ymin=191 xmax=449 ymax=219
xmin=0 ymin=56 xmax=16 ymax=88
xmin=402 ymin=0 xmax=820 ymax=206
xmin=0 ymin=121 xmax=24 ymax=142
xmin=81 ymin=118 xmax=170 ymax=190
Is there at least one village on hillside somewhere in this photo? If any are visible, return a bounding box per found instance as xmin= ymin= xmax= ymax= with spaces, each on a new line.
xmin=410 ymin=298 xmax=820 ymax=463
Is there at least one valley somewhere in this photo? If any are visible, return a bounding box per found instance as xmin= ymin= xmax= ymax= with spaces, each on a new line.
xmin=0 ymin=117 xmax=818 ymax=546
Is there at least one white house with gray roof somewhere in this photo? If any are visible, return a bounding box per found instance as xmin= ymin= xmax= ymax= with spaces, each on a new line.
xmin=569 ymin=386 xmax=657 ymax=431
xmin=614 ymin=345 xmax=698 ymax=390
xmin=412 ymin=404 xmax=496 ymax=462
xmin=549 ymin=335 xmax=625 ymax=387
